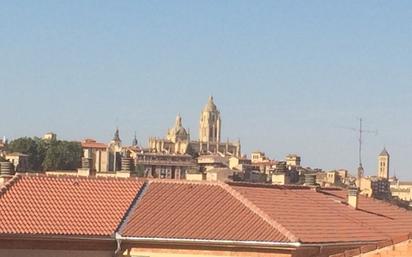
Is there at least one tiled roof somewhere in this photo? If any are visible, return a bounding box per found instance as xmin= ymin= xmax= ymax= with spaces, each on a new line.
xmin=121 ymin=180 xmax=291 ymax=243
xmin=2 ymin=174 xmax=412 ymax=247
xmin=319 ymin=188 xmax=412 ymax=239
xmin=81 ymin=139 xmax=107 ymax=149
xmin=0 ymin=174 xmax=144 ymax=237
xmin=230 ymin=183 xmax=412 ymax=243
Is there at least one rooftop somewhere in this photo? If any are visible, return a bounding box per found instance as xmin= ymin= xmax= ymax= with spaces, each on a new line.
xmin=81 ymin=139 xmax=107 ymax=149
xmin=1 ymin=174 xmax=412 ymax=247
xmin=0 ymin=174 xmax=144 ymax=237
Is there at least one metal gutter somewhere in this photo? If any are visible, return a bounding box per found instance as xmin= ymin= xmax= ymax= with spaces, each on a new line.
xmin=114 ymin=180 xmax=150 ymax=256
xmin=0 ymin=233 xmax=114 ymax=241
xmin=115 ymin=233 xmax=301 ymax=249
xmin=301 ymin=240 xmax=382 ymax=247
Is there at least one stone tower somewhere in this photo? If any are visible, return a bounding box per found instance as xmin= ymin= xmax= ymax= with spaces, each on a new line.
xmin=378 ymin=148 xmax=390 ymax=179
xmin=108 ymin=128 xmax=122 ymax=172
xmin=199 ymin=96 xmax=221 ymax=144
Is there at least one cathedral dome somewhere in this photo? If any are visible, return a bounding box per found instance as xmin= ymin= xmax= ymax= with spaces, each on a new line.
xmin=167 ymin=114 xmax=189 ymax=142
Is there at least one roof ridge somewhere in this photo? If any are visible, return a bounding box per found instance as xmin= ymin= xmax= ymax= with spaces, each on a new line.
xmin=295 ymin=189 xmax=394 ymax=241
xmin=0 ymin=174 xmax=21 ymax=197
xmin=227 ymin=181 xmax=310 ymax=190
xmin=148 ymin=178 xmax=221 ymax=186
xmin=115 ymin=180 xmax=150 ymax=235
xmin=219 ymin=182 xmax=299 ymax=242
xmin=16 ymin=172 xmax=146 ymax=182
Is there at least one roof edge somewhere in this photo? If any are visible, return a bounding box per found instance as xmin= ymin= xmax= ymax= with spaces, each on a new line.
xmin=115 ymin=180 xmax=150 ymax=235
xmin=115 ymin=234 xmax=301 ymax=249
xmin=0 ymin=233 xmax=114 ymax=241
xmin=0 ymin=174 xmax=21 ymax=196
xmin=219 ymin=182 xmax=300 ymax=242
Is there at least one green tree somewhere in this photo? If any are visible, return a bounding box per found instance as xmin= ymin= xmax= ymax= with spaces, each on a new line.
xmin=7 ymin=137 xmax=45 ymax=171
xmin=42 ymin=140 xmax=82 ymax=171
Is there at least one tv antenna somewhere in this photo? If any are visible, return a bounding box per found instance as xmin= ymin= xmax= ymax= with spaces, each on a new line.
xmin=340 ymin=118 xmax=378 ymax=186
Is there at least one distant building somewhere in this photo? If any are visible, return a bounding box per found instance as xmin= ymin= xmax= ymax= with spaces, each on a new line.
xmin=197 ymin=154 xmax=228 ymax=172
xmin=81 ymin=138 xmax=109 ymax=172
xmin=80 ymin=129 xmax=124 ymax=173
xmin=5 ymin=152 xmax=29 ymax=172
xmin=271 ymin=172 xmax=289 ymax=185
xmin=250 ymin=151 xmax=269 ymax=163
xmin=148 ymin=114 xmax=190 ymax=155
xmin=391 ymin=180 xmax=412 ymax=204
xmin=107 ymin=128 xmax=122 ymax=172
xmin=134 ymin=152 xmax=195 ymax=179
xmin=250 ymin=151 xmax=275 ymax=175
xmin=43 ymin=132 xmax=56 ymax=141
xmin=205 ymin=167 xmax=234 ymax=182
xmin=149 ymin=97 xmax=241 ymax=157
xmin=0 ymin=137 xmax=6 ymax=152
xmin=286 ymin=154 xmax=301 ymax=167
xmin=378 ymin=148 xmax=390 ymax=179
xmin=228 ymin=156 xmax=252 ymax=171
xmin=356 ymin=149 xmax=391 ymax=199
xmin=359 ymin=176 xmax=391 ymax=199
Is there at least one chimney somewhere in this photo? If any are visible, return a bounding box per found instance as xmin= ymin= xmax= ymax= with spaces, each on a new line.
xmin=0 ymin=161 xmax=14 ymax=185
xmin=304 ymin=173 xmax=316 ymax=186
xmin=116 ymin=157 xmax=133 ymax=178
xmin=121 ymin=157 xmax=132 ymax=172
xmin=77 ymin=157 xmax=93 ymax=176
xmin=81 ymin=157 xmax=92 ymax=169
xmin=347 ymin=186 xmax=359 ymax=209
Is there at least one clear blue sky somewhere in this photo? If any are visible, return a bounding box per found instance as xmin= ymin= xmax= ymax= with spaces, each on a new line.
xmin=1 ymin=1 xmax=411 ymax=179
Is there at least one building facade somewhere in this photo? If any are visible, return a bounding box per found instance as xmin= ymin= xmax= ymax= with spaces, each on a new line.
xmin=149 ymin=97 xmax=241 ymax=157
xmin=81 ymin=129 xmax=123 ymax=173
xmin=148 ymin=114 xmax=190 ymax=155
xmin=134 ymin=152 xmax=195 ymax=179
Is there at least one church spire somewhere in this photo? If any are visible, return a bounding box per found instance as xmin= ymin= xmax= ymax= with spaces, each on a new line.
xmin=113 ymin=127 xmax=121 ymax=142
xmin=132 ymin=132 xmax=138 ymax=147
xmin=175 ymin=113 xmax=182 ymax=128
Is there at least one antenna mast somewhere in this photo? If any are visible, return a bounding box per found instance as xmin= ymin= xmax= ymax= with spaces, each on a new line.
xmin=358 ymin=118 xmax=362 ymax=168
xmin=340 ymin=118 xmax=377 ymax=188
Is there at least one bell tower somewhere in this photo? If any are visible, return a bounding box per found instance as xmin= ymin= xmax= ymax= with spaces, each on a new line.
xmin=378 ymin=148 xmax=390 ymax=179
xmin=199 ymin=96 xmax=221 ymax=144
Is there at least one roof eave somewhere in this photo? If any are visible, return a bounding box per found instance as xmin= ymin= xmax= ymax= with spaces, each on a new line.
xmin=115 ymin=234 xmax=301 ymax=249
xmin=301 ymin=239 xmax=384 ymax=247
xmin=0 ymin=233 xmax=114 ymax=242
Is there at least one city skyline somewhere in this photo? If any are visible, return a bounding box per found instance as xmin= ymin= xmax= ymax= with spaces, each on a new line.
xmin=0 ymin=96 xmax=406 ymax=180
xmin=1 ymin=1 xmax=412 ymax=179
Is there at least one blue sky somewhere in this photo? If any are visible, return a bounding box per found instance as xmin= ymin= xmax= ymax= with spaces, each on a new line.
xmin=1 ymin=1 xmax=411 ymax=178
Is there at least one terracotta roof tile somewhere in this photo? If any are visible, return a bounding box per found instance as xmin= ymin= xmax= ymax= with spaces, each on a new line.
xmin=2 ymin=175 xmax=412 ymax=246
xmin=0 ymin=175 xmax=144 ymax=237
xmin=319 ymin=188 xmax=412 ymax=239
xmin=81 ymin=139 xmax=107 ymax=149
xmin=230 ymin=183 xmax=412 ymax=243
xmin=121 ymin=180 xmax=291 ymax=242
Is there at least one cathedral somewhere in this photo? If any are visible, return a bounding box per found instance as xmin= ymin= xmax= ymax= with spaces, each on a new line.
xmin=148 ymin=97 xmax=241 ymax=157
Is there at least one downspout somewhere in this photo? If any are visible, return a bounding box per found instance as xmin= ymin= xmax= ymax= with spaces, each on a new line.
xmin=113 ymin=181 xmax=150 ymax=257
xmin=114 ymin=233 xmax=122 ymax=257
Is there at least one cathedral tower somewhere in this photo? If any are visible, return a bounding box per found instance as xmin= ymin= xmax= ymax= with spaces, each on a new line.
xmin=199 ymin=96 xmax=221 ymax=144
xmin=378 ymin=148 xmax=390 ymax=179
